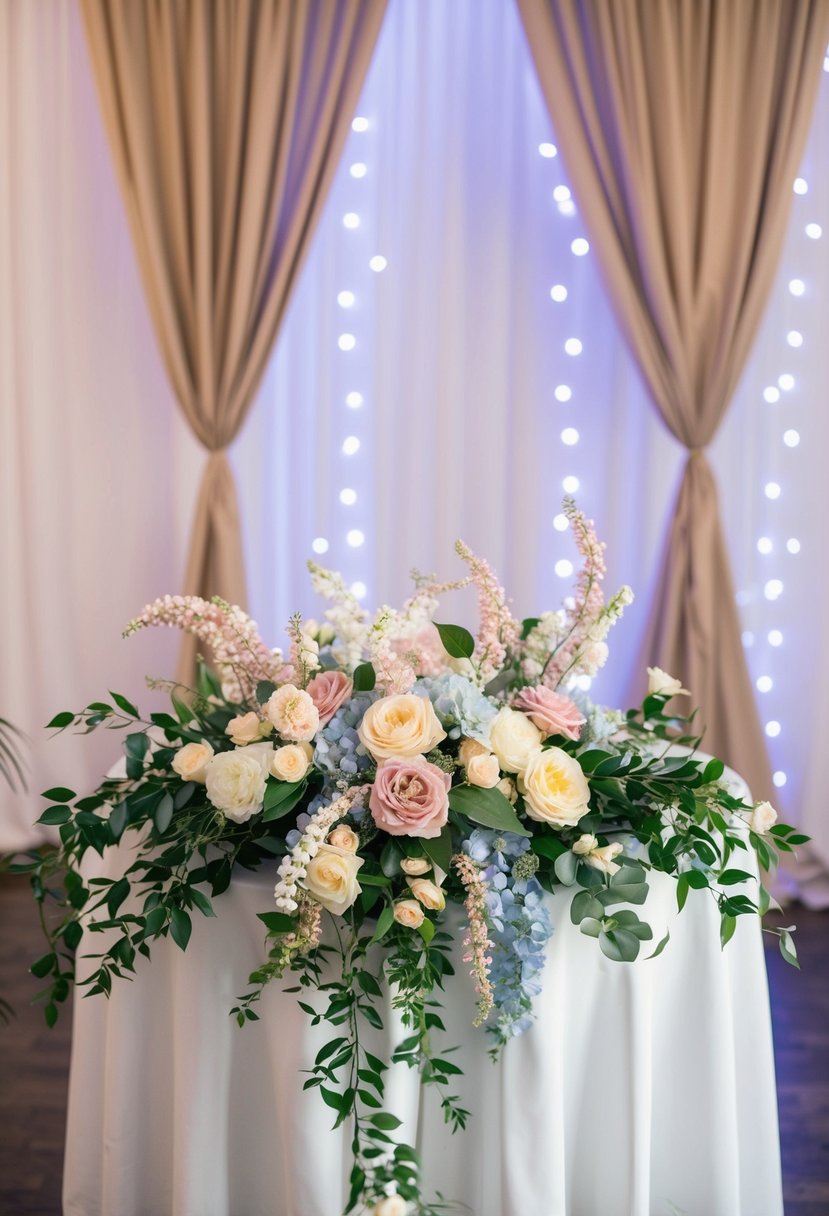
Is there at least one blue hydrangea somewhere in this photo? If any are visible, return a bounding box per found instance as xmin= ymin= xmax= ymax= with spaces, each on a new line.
xmin=419 ymin=673 xmax=498 ymax=743
xmin=462 ymin=828 xmax=554 ymax=1046
xmin=314 ymin=692 xmax=378 ymax=780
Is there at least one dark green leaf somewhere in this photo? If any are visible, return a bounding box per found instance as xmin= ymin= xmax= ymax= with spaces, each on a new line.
xmin=41 ymin=787 xmax=75 ymax=803
xmin=370 ymin=905 xmax=395 ymax=944
xmin=417 ymin=917 xmax=436 ymax=943
xmin=599 ymin=927 xmax=641 ymax=962
xmin=685 ymin=869 xmax=709 ymax=889
xmin=31 ymin=952 xmax=56 ymax=978
xmin=676 ymin=872 xmax=690 ymax=912
xmin=38 ymin=805 xmax=71 ymax=826
xmin=553 ymin=850 xmax=578 ymax=885
xmin=703 ymin=757 xmax=725 ymax=783
xmin=47 ymin=711 xmax=74 ymax=730
xmin=257 ymin=681 xmax=278 ymax=704
xmin=262 ymin=779 xmax=307 ymax=822
xmin=421 ymin=826 xmax=453 ymax=874
xmin=370 ymin=1112 xmax=402 ymax=1130
xmin=720 ymin=914 xmax=737 ymax=948
xmin=110 ymin=691 xmax=140 ymax=718
xmin=106 ymin=878 xmax=130 ymax=917
xmin=352 ymin=662 xmax=376 ymax=692
xmin=45 ymin=1003 xmax=58 ymax=1028
xmin=170 ymin=906 xmax=192 ymax=951
xmin=257 ymin=911 xmax=297 ymax=935
xmin=570 ymin=890 xmax=604 ymax=924
xmin=190 ymin=888 xmax=215 ymax=918
xmin=448 ymin=784 xmax=530 ymax=837
xmin=717 ymin=869 xmax=753 ymax=886
xmin=433 ymin=622 xmax=475 ymax=660
xmin=531 ymin=835 xmax=567 ymax=861
xmin=108 ymin=801 xmax=128 ymax=841
xmin=153 ymin=793 xmax=174 ymax=834
xmin=645 ymin=930 xmax=670 ymax=960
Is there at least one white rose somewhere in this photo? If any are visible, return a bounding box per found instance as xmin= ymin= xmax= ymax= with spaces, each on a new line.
xmin=327 ymin=824 xmax=360 ymax=853
xmin=519 ymin=747 xmax=590 ymax=828
xmin=269 ymin=742 xmax=313 ymax=782
xmin=171 ymin=740 xmax=214 ymax=784
xmin=584 ymin=841 xmax=624 ymax=875
xmin=266 ymin=684 xmax=320 ymax=742
xmin=647 ymin=666 xmax=690 ymax=697
xmin=749 ymin=800 xmax=778 ymax=835
xmin=226 ymin=711 xmax=272 ymax=746
xmin=393 ymin=899 xmax=425 ymax=929
xmin=406 ymin=877 xmax=445 ymax=910
xmin=489 ymin=707 xmax=543 ymax=774
xmin=400 ymin=857 xmax=431 ymax=876
xmin=373 ymin=1197 xmax=408 ymax=1216
xmin=572 ymin=832 xmax=599 ymax=855
xmin=497 ymin=777 xmax=518 ymax=804
xmin=302 ymin=844 xmax=364 ymax=915
xmin=466 ymin=752 xmax=501 ymax=789
xmin=357 ymin=693 xmax=446 ymax=761
xmin=205 ymin=748 xmax=269 ymax=823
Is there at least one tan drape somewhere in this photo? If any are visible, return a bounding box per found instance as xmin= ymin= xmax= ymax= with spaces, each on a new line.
xmin=80 ymin=0 xmax=387 ymax=680
xmin=517 ymin=0 xmax=829 ymax=799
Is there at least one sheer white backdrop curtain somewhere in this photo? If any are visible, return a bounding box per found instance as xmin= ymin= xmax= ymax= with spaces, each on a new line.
xmin=0 ymin=0 xmax=203 ymax=850
xmin=1 ymin=0 xmax=828 ymax=890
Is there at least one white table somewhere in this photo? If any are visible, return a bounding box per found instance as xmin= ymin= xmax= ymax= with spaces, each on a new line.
xmin=63 ymin=790 xmax=783 ymax=1216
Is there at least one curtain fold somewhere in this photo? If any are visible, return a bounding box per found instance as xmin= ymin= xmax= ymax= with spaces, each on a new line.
xmin=516 ymin=0 xmax=829 ymax=800
xmin=80 ymin=0 xmax=387 ymax=680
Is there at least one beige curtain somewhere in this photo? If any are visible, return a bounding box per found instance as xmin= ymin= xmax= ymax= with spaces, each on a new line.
xmin=517 ymin=0 xmax=829 ymax=799
xmin=80 ymin=0 xmax=387 ymax=679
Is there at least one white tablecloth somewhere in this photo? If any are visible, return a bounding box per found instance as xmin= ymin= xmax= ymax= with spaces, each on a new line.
xmin=64 ymin=798 xmax=783 ymax=1216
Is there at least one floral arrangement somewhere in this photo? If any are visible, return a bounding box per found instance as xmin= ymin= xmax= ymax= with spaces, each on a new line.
xmin=17 ymin=499 xmax=805 ymax=1216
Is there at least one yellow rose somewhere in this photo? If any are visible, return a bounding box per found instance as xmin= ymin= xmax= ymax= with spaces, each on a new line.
xmin=519 ymin=747 xmax=590 ymax=828
xmin=406 ymin=877 xmax=445 ymax=910
xmin=357 ymin=694 xmax=446 ymax=761
xmin=489 ymin=707 xmax=543 ymax=774
xmin=327 ymin=824 xmax=360 ymax=853
xmin=393 ymin=899 xmax=425 ymax=929
xmin=269 ymin=742 xmax=313 ymax=782
xmin=302 ymin=844 xmax=364 ymax=916
xmin=400 ymin=857 xmax=431 ymax=876
xmin=466 ymin=752 xmax=501 ymax=789
xmin=171 ymin=740 xmax=214 ymax=784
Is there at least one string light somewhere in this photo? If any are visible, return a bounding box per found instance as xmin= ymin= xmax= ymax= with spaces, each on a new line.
xmin=351 ymin=116 xmax=369 ymax=133
xmin=339 ymin=488 xmax=357 ymax=506
xmin=561 ymin=427 xmax=579 ymax=446
xmin=564 ymin=338 xmax=583 ymax=355
xmin=342 ymin=436 xmax=360 ymax=456
xmin=312 ymin=537 xmax=329 ymax=555
xmin=805 ymin=222 xmax=823 ymax=240
xmin=338 ymin=333 xmax=356 ymax=351
xmin=349 ymin=163 xmax=367 ymax=178
xmin=343 ymin=212 xmax=360 ymax=229
xmin=369 ymin=255 xmax=387 ymax=272
xmin=554 ymin=385 xmax=572 ymax=402
xmin=554 ymin=559 xmax=573 ymax=578
xmin=345 ymin=391 xmax=363 ymax=408
xmin=778 ymin=373 xmax=795 ymax=390
xmin=763 ymin=386 xmax=780 ymax=403
xmin=538 ymin=142 xmax=557 ymax=158
xmin=346 ymin=529 xmax=365 ymax=548
xmin=338 ymin=291 xmax=355 ymax=308
xmin=570 ymin=238 xmax=589 ymax=256
xmin=550 ymin=284 xmax=568 ymax=302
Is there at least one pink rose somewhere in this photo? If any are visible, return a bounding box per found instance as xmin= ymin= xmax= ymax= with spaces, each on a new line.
xmin=512 ymin=687 xmax=585 ymax=741
xmin=369 ymin=756 xmax=451 ymax=839
xmin=306 ymin=670 xmax=354 ymax=726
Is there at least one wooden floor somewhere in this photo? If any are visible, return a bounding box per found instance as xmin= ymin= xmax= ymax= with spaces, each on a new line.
xmin=1 ymin=873 xmax=827 ymax=1216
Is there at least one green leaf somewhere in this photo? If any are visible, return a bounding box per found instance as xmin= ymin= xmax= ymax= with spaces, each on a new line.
xmin=417 ymin=917 xmax=436 ymax=943
xmin=352 ymin=662 xmax=376 ymax=692
xmin=257 ymin=680 xmax=277 ymax=704
xmin=645 ymin=930 xmax=670 ymax=960
xmin=717 ymin=868 xmax=753 ymax=886
xmin=553 ymin=850 xmax=579 ymax=885
xmin=676 ymin=872 xmax=690 ymax=912
xmin=421 ymin=826 xmax=453 ymax=874
xmin=108 ymin=801 xmax=128 ymax=841
xmin=579 ymin=917 xmax=602 ymax=938
xmin=171 ymin=694 xmax=195 ymax=725
xmin=685 ymin=868 xmax=709 ymax=889
xmin=433 ymin=622 xmax=475 ymax=660
xmin=45 ymin=1003 xmax=58 ymax=1029
xmin=720 ymin=914 xmax=737 ymax=948
xmin=370 ymin=1112 xmax=403 ymax=1130
xmin=41 ymin=787 xmax=75 ymax=803
xmin=257 ymin=911 xmax=297 ymax=935
xmin=170 ymin=906 xmax=192 ymax=951
xmin=110 ymin=691 xmax=140 ymax=718
xmin=703 ymin=757 xmax=725 ymax=783
xmin=320 ymin=1086 xmax=346 ymax=1113
xmin=599 ymin=926 xmax=641 ymax=962
xmin=190 ymin=888 xmax=215 ymax=918
xmin=448 ymin=784 xmax=530 ymax=837
xmin=47 ymin=711 xmax=74 ymax=730
xmin=531 ymin=835 xmax=567 ymax=862
xmin=779 ymin=930 xmax=800 ymax=969
xmin=575 ymin=749 xmax=613 ymax=774
xmin=520 ymin=617 xmax=541 ymax=639
xmin=106 ymin=878 xmax=130 ymax=917
xmin=370 ymin=905 xmax=395 ymax=944
xmin=262 ymin=779 xmax=307 ymax=822
xmin=38 ymin=805 xmax=71 ymax=826
xmin=154 ymin=793 xmax=174 ymax=834
xmin=570 ymin=890 xmax=604 ymax=924
xmin=31 ymin=952 xmax=56 ymax=978
xmin=380 ymin=839 xmax=404 ymax=878
xmin=597 ymin=882 xmax=648 ymax=907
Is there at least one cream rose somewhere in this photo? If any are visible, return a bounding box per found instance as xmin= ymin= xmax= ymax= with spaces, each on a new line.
xmin=393 ymin=899 xmax=425 ymax=929
xmin=266 ymin=684 xmax=320 ymax=742
xmin=749 ymin=800 xmax=778 ymax=835
xmin=226 ymin=711 xmax=272 ymax=746
xmin=489 ymin=707 xmax=543 ymax=774
xmin=269 ymin=742 xmax=313 ymax=783
xmin=327 ymin=824 xmax=360 ymax=853
xmin=302 ymin=844 xmax=364 ymax=916
xmin=647 ymin=666 xmax=690 ymax=697
xmin=406 ymin=877 xmax=446 ymax=910
xmin=572 ymin=832 xmax=599 ymax=855
xmin=171 ymin=740 xmax=214 ymax=784
xmin=519 ymin=747 xmax=590 ymax=828
xmin=497 ymin=777 xmax=518 ymax=804
xmin=466 ymin=751 xmax=501 ymax=789
xmin=205 ymin=748 xmax=269 ymax=823
xmin=584 ymin=841 xmax=624 ymax=875
xmin=357 ymin=693 xmax=446 ymax=761
xmin=373 ymin=1197 xmax=408 ymax=1216
xmin=458 ymin=737 xmax=488 ymax=767
xmin=400 ymin=857 xmax=431 ymax=876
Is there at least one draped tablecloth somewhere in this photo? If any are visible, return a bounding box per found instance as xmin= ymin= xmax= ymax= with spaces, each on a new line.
xmin=63 ymin=775 xmax=783 ymax=1216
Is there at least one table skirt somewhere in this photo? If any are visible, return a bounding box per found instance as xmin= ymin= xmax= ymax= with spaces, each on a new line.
xmin=63 ymin=844 xmax=783 ymax=1216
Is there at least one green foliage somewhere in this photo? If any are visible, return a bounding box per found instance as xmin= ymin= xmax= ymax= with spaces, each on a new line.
xmin=433 ymin=622 xmax=475 ymax=660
